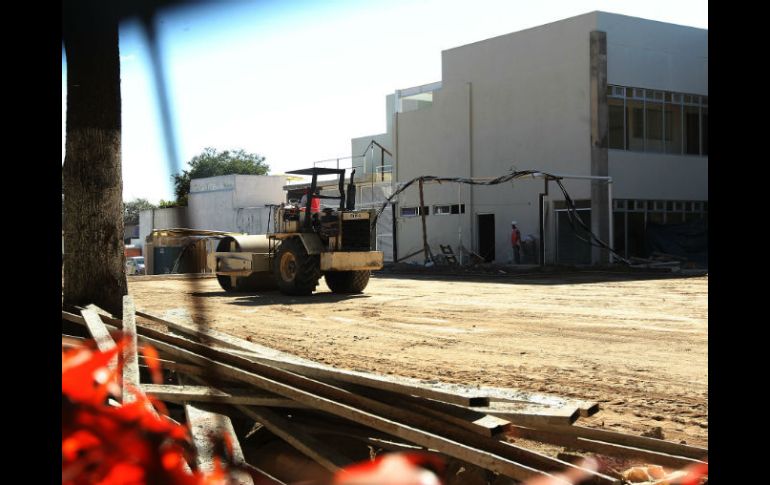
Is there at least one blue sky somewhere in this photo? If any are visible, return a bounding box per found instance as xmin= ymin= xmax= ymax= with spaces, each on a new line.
xmin=62 ymin=0 xmax=707 ymax=203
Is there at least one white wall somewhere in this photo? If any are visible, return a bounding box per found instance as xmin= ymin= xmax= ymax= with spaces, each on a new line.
xmin=187 ymin=174 xmax=286 ymax=233
xmin=234 ymin=207 xmax=274 ymax=235
xmin=138 ymin=207 xmax=189 ymax=247
xmin=189 ymin=175 xmax=236 ymax=232
xmin=233 ymin=175 xmax=287 ymax=207
xmin=609 ymin=151 xmax=707 ymax=201
xmin=395 ymin=14 xmax=598 ymax=262
xmin=140 ymin=175 xmax=287 ymax=241
xmin=598 ymin=12 xmax=708 ymax=95
xmin=358 ymin=12 xmax=707 ymax=264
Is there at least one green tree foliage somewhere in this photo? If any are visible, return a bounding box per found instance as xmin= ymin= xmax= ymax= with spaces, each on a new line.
xmin=123 ymin=198 xmax=157 ymax=225
xmin=172 ymin=148 xmax=269 ymax=206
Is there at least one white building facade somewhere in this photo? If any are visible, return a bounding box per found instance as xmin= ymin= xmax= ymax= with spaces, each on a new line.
xmin=354 ymin=12 xmax=707 ymax=265
xmin=139 ymin=174 xmax=287 ymax=246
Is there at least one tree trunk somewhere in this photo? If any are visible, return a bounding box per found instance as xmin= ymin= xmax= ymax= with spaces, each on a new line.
xmin=62 ymin=3 xmax=127 ymax=316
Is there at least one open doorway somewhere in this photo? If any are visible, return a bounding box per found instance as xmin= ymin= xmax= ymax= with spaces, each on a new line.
xmin=556 ymin=209 xmax=592 ymax=265
xmin=478 ymin=214 xmax=495 ymax=262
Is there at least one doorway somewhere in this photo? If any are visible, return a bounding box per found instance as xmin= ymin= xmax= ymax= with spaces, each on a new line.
xmin=556 ymin=209 xmax=592 ymax=265
xmin=478 ymin=214 xmax=495 ymax=262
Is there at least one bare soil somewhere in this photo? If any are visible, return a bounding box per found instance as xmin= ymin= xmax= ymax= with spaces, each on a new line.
xmin=128 ymin=270 xmax=708 ymax=448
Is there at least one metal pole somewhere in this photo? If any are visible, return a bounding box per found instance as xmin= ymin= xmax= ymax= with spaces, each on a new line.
xmin=391 ymin=203 xmax=398 ymax=264
xmin=608 ymin=180 xmax=614 ymax=263
xmin=539 ymin=179 xmax=548 ymax=267
xmin=381 ymin=146 xmax=385 ymax=182
xmin=418 ymin=179 xmax=431 ymax=263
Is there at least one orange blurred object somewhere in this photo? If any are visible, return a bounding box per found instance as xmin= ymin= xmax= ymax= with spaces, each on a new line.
xmin=333 ymin=452 xmax=444 ymax=485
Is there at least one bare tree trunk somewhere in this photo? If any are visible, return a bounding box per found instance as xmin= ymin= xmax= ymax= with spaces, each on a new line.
xmin=63 ymin=3 xmax=127 ymax=316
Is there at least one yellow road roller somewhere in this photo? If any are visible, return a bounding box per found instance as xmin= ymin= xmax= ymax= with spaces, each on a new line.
xmin=209 ymin=167 xmax=384 ymax=295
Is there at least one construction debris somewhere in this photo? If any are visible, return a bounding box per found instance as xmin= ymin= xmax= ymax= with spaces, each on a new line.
xmin=62 ymin=305 xmax=708 ymax=484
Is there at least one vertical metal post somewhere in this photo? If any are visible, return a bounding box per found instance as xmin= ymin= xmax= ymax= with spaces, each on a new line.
xmin=539 ymin=179 xmax=548 ymax=266
xmin=418 ymin=179 xmax=430 ymax=263
xmin=391 ymin=203 xmax=398 ymax=264
xmin=380 ymin=146 xmax=385 ymax=182
xmin=608 ymin=180 xmax=614 ymax=263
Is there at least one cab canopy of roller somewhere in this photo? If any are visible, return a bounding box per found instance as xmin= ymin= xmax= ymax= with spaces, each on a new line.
xmin=286 ymin=167 xmax=346 ymax=177
xmin=287 ymin=166 xmax=356 ymax=216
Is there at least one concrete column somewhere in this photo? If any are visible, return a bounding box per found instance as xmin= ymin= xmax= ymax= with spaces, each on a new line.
xmin=590 ymin=31 xmax=610 ymax=264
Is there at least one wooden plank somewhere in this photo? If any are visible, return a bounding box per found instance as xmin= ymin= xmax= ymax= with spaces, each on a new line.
xmin=65 ymin=310 xmax=217 ymax=381
xmin=62 ymin=334 xmax=86 ymax=349
xmin=509 ymin=425 xmax=706 ymax=469
xmin=141 ymin=326 xmax=604 ymax=482
xmin=122 ymin=296 xmax=140 ymax=403
xmin=185 ymin=403 xmax=254 ymax=485
xmin=137 ymin=310 xmax=266 ymax=354
xmin=342 ymin=382 xmax=576 ymax=430
xmin=133 ymin=327 xmax=618 ymax=484
xmin=136 ymin=310 xmax=489 ymax=407
xmin=80 ymin=309 xmax=117 ymax=372
xmin=242 ymin=463 xmax=287 ymax=485
xmin=142 ymin=384 xmax=305 ymax=408
xmin=235 ymin=405 xmax=352 ymax=473
xmin=80 ymin=309 xmax=117 ymax=352
xmin=343 ymin=384 xmax=512 ymax=436
xmin=474 ymin=401 xmax=579 ymax=426
xmin=528 ymin=424 xmax=708 ymax=461
xmin=479 ymin=386 xmax=600 ymax=418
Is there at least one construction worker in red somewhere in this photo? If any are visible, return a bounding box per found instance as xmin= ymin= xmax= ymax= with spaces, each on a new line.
xmin=511 ymin=221 xmax=522 ymax=264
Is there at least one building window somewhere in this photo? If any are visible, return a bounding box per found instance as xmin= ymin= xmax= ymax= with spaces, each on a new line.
xmin=400 ymin=206 xmax=428 ymax=217
xmin=608 ymin=97 xmax=625 ymax=149
xmin=607 ymin=85 xmax=707 ymax=157
xmin=664 ymin=97 xmax=683 ymax=154
xmin=433 ymin=204 xmax=465 ymax=215
xmin=645 ymin=90 xmax=664 ymax=153
xmin=612 ymin=199 xmax=708 ymax=258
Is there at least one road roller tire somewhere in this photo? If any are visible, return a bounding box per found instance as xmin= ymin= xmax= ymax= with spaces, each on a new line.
xmin=325 ymin=270 xmax=370 ymax=294
xmin=273 ymin=238 xmax=320 ymax=296
xmin=217 ymin=274 xmax=235 ymax=292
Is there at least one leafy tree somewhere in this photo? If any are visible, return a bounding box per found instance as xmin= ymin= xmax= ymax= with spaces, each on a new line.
xmin=62 ymin=0 xmax=127 ymax=316
xmin=123 ymin=198 xmax=157 ymax=225
xmin=158 ymin=199 xmax=179 ymax=209
xmin=172 ymin=148 xmax=269 ymax=205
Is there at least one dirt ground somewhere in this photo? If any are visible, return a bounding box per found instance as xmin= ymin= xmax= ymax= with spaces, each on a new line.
xmin=128 ymin=270 xmax=708 ymax=449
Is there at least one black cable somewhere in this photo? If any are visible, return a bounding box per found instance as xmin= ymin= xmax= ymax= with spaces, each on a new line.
xmin=370 ymin=170 xmax=629 ymax=264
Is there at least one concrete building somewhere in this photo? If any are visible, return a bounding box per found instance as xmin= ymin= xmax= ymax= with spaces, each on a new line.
xmin=139 ymin=174 xmax=287 ymax=248
xmin=355 ymin=12 xmax=707 ymax=265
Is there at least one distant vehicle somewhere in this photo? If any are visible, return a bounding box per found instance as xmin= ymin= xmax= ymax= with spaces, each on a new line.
xmin=126 ymin=256 xmax=145 ymax=275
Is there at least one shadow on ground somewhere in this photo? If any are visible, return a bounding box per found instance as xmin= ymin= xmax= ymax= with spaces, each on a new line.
xmin=373 ymin=263 xmax=707 ymax=286
xmin=190 ymin=289 xmax=372 ymax=306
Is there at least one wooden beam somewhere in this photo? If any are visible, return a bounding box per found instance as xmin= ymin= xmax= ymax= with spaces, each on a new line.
xmin=344 ymin=382 xmax=576 ymax=431
xmin=136 ymin=310 xmax=490 ymax=407
xmin=65 ymin=310 xmax=218 ymax=381
xmin=509 ymin=425 xmax=706 ymax=469
xmin=242 ymin=463 xmax=287 ymax=485
xmin=142 ymin=384 xmax=305 ymax=408
xmin=480 ymin=387 xmax=600 ymax=418
xmin=62 ymin=334 xmax=86 ymax=349
xmin=185 ymin=403 xmax=254 ymax=485
xmin=80 ymin=309 xmax=117 ymax=372
xmin=235 ymin=405 xmax=353 ymax=473
xmin=122 ymin=296 xmax=140 ymax=403
xmin=133 ymin=327 xmax=618 ymax=484
xmin=343 ymin=384 xmax=511 ymax=437
xmin=527 ymin=424 xmax=708 ymax=461
xmin=474 ymin=401 xmax=579 ymax=427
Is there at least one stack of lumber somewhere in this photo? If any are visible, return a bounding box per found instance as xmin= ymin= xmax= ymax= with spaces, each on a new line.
xmin=62 ymin=301 xmax=708 ymax=484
